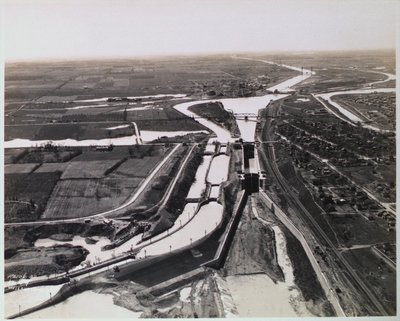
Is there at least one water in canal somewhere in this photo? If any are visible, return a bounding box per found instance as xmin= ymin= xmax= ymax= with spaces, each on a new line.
xmin=225 ymin=225 xmax=314 ymax=317
xmin=186 ymin=155 xmax=212 ymax=199
xmin=5 ymin=284 xmax=64 ymax=317
xmin=136 ymin=202 xmax=223 ymax=258
xmin=207 ymin=155 xmax=230 ymax=185
xmin=6 ymin=60 xmax=314 ymax=318
xmin=24 ymin=290 xmax=141 ymax=318
xmin=4 ymin=130 xmax=208 ymax=148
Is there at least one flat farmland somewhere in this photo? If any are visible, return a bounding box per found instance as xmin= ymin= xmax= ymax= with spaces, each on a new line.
xmin=4 ymin=148 xmax=26 ymax=164
xmin=70 ymin=145 xmax=163 ymax=161
xmin=327 ymin=214 xmax=396 ymax=247
xmin=41 ymin=145 xmax=166 ymax=219
xmin=251 ymin=51 xmax=395 ymax=93
xmin=5 ymin=172 xmax=62 ymax=222
xmin=114 ymin=157 xmax=160 ymax=178
xmin=42 ymin=177 xmax=142 ymax=219
xmin=4 ymin=163 xmax=40 ymax=174
xmin=253 ymin=50 xmax=395 ymax=74
xmin=5 ymin=55 xmax=298 ymax=108
xmin=60 ymin=160 xmax=124 ymax=179
xmin=71 ymin=148 xmax=130 ymax=161
xmin=14 ymin=149 xmax=82 ymax=164
xmin=128 ymin=107 xmax=206 ymax=131
xmin=4 ymin=145 xmax=166 ymax=221
xmin=5 ymin=56 xmax=286 ymax=141
xmin=34 ymin=163 xmax=70 ymax=173
xmin=5 ymin=122 xmax=136 ymax=140
xmin=342 ymin=248 xmax=396 ymax=314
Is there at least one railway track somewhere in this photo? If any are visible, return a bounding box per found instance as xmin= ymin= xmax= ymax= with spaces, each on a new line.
xmin=259 ymin=138 xmax=389 ymax=316
xmin=256 ymin=99 xmax=389 ymax=315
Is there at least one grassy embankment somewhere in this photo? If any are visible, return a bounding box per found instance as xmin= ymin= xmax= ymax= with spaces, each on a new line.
xmin=188 ymin=102 xmax=240 ymax=137
xmin=282 ymin=226 xmax=335 ymax=316
xmin=143 ymin=144 xmax=206 ymax=238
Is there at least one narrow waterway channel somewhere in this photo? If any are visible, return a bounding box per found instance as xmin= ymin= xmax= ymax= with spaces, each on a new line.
xmin=186 ymin=155 xmax=213 ymax=199
xmin=6 ymin=59 xmax=314 ymax=318
xmin=314 ymin=87 xmax=395 ymax=132
xmin=25 ymin=291 xmax=142 ymax=318
xmin=4 ymin=130 xmax=208 ymax=148
xmin=224 ymin=225 xmax=314 ymax=317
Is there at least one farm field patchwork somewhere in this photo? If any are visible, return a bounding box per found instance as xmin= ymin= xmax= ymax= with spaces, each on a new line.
xmin=342 ymin=247 xmax=396 ymax=315
xmin=5 ymin=172 xmax=62 ymax=222
xmin=33 ymin=163 xmax=70 ymax=173
xmin=114 ymin=157 xmax=160 ymax=178
xmin=42 ymin=177 xmax=142 ymax=219
xmin=3 ymin=50 xmax=396 ymax=318
xmin=42 ymin=148 xmax=166 ymax=219
xmin=60 ymin=160 xmax=123 ymax=179
xmin=4 ymin=163 xmax=40 ymax=174
xmin=4 ymin=145 xmax=167 ymax=221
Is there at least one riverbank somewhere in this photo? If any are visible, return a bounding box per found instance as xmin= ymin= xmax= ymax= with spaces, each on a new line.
xmin=282 ymin=225 xmax=336 ymax=316
xmin=188 ymin=102 xmax=241 ymax=138
xmin=5 ymin=56 xmax=322 ymax=318
xmin=5 ymin=245 xmax=89 ymax=280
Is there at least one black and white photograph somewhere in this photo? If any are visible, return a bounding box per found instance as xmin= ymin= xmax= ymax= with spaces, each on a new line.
xmin=2 ymin=0 xmax=397 ymax=318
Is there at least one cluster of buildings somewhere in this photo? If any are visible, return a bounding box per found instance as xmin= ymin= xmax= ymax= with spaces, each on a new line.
xmin=340 ymin=93 xmax=396 ymax=129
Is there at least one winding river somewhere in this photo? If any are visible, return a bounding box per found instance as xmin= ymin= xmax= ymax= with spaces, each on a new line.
xmin=10 ymin=59 xmax=393 ymax=318
xmin=314 ymin=87 xmax=395 ymax=132
xmin=5 ymin=60 xmax=312 ymax=318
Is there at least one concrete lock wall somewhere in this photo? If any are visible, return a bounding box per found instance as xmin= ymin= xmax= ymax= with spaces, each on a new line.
xmin=204 ymin=190 xmax=248 ymax=269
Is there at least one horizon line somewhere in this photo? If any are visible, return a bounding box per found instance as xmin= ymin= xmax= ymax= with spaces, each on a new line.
xmin=5 ymin=48 xmax=396 ymax=64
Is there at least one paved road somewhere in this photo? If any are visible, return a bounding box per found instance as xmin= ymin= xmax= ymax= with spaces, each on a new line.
xmin=160 ymin=144 xmax=196 ymax=207
xmin=258 ymin=104 xmax=389 ymax=315
xmin=278 ymin=132 xmax=395 ymax=217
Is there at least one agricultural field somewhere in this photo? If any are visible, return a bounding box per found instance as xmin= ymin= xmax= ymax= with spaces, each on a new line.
xmin=4 ymin=55 xmax=298 ymax=142
xmin=326 ymin=214 xmax=396 ymax=247
xmin=5 ymin=104 xmax=204 ymax=140
xmin=5 ymin=56 xmax=297 ymax=101
xmin=5 ymin=121 xmax=136 ymax=141
xmin=8 ymin=148 xmax=82 ymax=164
xmin=131 ymin=145 xmax=188 ymax=213
xmin=4 ymin=163 xmax=40 ymax=174
xmin=42 ymin=177 xmax=142 ymax=219
xmin=123 ymin=106 xmax=207 ymax=132
xmin=253 ymin=50 xmax=395 ymax=74
xmin=342 ymin=247 xmax=396 ymax=315
xmin=5 ymin=172 xmax=62 ymax=222
xmin=251 ymin=50 xmax=395 ymax=93
xmin=114 ymin=157 xmax=161 ymax=178
xmin=41 ymin=145 xmax=166 ymax=219
xmin=4 ymin=145 xmax=167 ymax=221
xmin=4 ymin=148 xmax=28 ymax=164
xmin=60 ymin=160 xmax=124 ymax=179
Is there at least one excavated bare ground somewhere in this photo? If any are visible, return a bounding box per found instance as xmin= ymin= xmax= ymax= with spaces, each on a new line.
xmin=223 ymin=201 xmax=283 ymax=281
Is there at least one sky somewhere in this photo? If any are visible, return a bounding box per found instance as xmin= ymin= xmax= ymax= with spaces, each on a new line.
xmin=2 ymin=0 xmax=398 ymax=61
